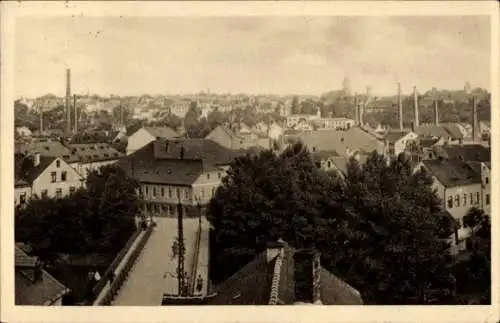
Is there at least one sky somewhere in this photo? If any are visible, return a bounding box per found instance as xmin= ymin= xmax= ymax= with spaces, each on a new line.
xmin=15 ymin=16 xmax=491 ymax=98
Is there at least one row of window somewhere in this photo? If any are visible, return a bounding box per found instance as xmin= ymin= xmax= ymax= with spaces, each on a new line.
xmin=18 ymin=186 xmax=77 ymax=204
xmin=139 ymin=185 xmax=216 ymax=200
xmin=51 ymin=171 xmax=67 ymax=183
xmin=447 ymin=192 xmax=490 ymax=209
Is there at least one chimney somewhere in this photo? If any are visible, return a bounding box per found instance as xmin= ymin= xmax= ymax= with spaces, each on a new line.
xmin=266 ymin=239 xmax=285 ymax=263
xmin=472 ymin=96 xmax=478 ymax=142
xmin=398 ymin=83 xmax=403 ymax=130
xmin=39 ymin=103 xmax=43 ymax=133
xmin=33 ymin=152 xmax=41 ymax=167
xmin=165 ymin=140 xmax=170 ymax=152
xmin=73 ymin=94 xmax=78 ymax=133
xmin=34 ymin=261 xmax=43 ymax=283
xmin=434 ymin=99 xmax=439 ymax=126
xmin=411 ymin=121 xmax=415 ymax=133
xmin=353 ymin=93 xmax=359 ymax=124
xmin=66 ymin=69 xmax=71 ymax=134
xmin=413 ymin=86 xmax=419 ymax=128
xmin=359 ymin=103 xmax=364 ymax=126
xmin=294 ymin=248 xmax=321 ymax=304
xmin=180 ymin=145 xmax=185 ymax=160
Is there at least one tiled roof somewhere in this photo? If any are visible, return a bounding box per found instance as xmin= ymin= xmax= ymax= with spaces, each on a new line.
xmin=143 ymin=126 xmax=179 ymax=139
xmin=289 ymin=128 xmax=384 ymax=157
xmin=440 ymin=123 xmax=464 ymax=139
xmin=117 ymin=139 xmax=238 ymax=185
xmin=15 ymin=155 xmax=57 ymax=185
xmin=16 ymin=140 xmax=72 ymax=159
xmin=422 ymin=159 xmax=482 ymax=187
xmin=15 ymin=247 xmax=69 ymax=305
xmin=414 ymin=123 xmax=463 ymax=140
xmin=208 ymin=243 xmax=363 ymax=305
xmin=67 ymin=143 xmax=123 ymax=163
xmin=384 ymin=131 xmax=410 ymax=143
xmin=436 ymin=144 xmax=490 ymax=163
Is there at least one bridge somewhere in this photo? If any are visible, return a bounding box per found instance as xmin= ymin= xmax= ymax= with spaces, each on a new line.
xmin=92 ymin=215 xmax=210 ymax=306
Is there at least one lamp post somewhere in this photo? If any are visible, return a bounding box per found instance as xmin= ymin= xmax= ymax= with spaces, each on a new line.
xmin=176 ymin=197 xmax=187 ymax=296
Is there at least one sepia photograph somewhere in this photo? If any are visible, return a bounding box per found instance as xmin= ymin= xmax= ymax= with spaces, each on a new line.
xmin=1 ymin=1 xmax=498 ymax=322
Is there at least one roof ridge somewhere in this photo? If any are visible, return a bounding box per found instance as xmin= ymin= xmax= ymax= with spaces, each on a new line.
xmin=268 ymin=254 xmax=283 ymax=305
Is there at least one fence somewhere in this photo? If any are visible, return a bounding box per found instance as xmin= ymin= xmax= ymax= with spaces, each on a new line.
xmin=189 ymin=223 xmax=203 ymax=294
xmin=89 ymin=228 xmax=143 ymax=299
xmin=93 ymin=223 xmax=155 ymax=305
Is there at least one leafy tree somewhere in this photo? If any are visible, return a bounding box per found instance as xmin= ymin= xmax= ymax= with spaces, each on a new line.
xmin=330 ymin=152 xmax=456 ymax=304
xmin=291 ymin=96 xmax=300 ymax=114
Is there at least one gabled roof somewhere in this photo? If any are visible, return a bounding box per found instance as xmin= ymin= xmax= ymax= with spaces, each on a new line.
xmin=16 ymin=140 xmax=72 ymax=159
xmin=143 ymin=126 xmax=179 ymax=139
xmin=414 ymin=123 xmax=463 ymax=140
xmin=208 ymin=243 xmax=362 ymax=305
xmin=289 ymin=128 xmax=384 ymax=157
xmin=384 ymin=131 xmax=411 ymax=143
xmin=15 ymin=247 xmax=69 ymax=305
xmin=15 ymin=155 xmax=58 ymax=185
xmin=436 ymin=144 xmax=490 ymax=163
xmin=440 ymin=123 xmax=464 ymax=139
xmin=422 ymin=159 xmax=482 ymax=187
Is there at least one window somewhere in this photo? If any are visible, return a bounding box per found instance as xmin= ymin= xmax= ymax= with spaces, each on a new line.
xmin=185 ymin=189 xmax=189 ymax=199
xmin=469 ymin=193 xmax=473 ymax=205
xmin=51 ymin=172 xmax=57 ymax=183
xmin=207 ymin=174 xmax=211 ymax=180
xmin=486 ymin=194 xmax=490 ymax=205
xmin=161 ymin=187 xmax=165 ymax=197
xmin=145 ymin=186 xmax=149 ymax=195
xmin=168 ymin=188 xmax=172 ymax=198
xmin=41 ymin=189 xmax=48 ymax=198
xmin=168 ymin=205 xmax=173 ymax=215
xmin=476 ymin=192 xmax=480 ymax=204
xmin=454 ymin=195 xmax=460 ymax=207
xmin=327 ymin=161 xmax=332 ymax=168
xmin=447 ymin=196 xmax=453 ymax=209
xmin=201 ymin=188 xmax=205 ymax=198
xmin=153 ymin=187 xmax=157 ymax=197
xmin=485 ymin=177 xmax=489 ymax=184
xmin=69 ymin=187 xmax=75 ymax=194
xmin=61 ymin=171 xmax=67 ymax=182
xmin=212 ymin=187 xmax=215 ymax=197
xmin=463 ymin=194 xmax=467 ymax=206
xmin=218 ymin=172 xmax=222 ymax=179
xmin=56 ymin=160 xmax=61 ymax=168
xmin=176 ymin=188 xmax=180 ymax=198
xmin=20 ymin=193 xmax=27 ymax=204
xmin=55 ymin=188 xmax=62 ymax=199
xmin=138 ymin=187 xmax=142 ymax=195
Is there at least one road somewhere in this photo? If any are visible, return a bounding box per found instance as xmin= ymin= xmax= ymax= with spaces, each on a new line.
xmin=112 ymin=217 xmax=200 ymax=306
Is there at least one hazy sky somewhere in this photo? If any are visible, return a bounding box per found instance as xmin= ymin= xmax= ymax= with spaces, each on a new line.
xmin=15 ymin=16 xmax=490 ymax=97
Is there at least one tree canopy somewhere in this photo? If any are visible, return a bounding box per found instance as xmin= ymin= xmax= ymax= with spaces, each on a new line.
xmin=15 ymin=165 xmax=139 ymax=263
xmin=208 ymin=144 xmax=457 ymax=304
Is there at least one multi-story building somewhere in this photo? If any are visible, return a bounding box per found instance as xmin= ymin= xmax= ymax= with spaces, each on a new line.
xmin=313 ymin=117 xmax=356 ymax=130
xmin=117 ymin=138 xmax=241 ymax=217
xmin=66 ymin=143 xmax=124 ymax=179
xmin=286 ymin=111 xmax=321 ymax=129
xmin=14 ymin=153 xmax=84 ymax=207
xmin=205 ymin=124 xmax=271 ymax=151
xmin=419 ymin=159 xmax=484 ymax=254
xmin=126 ymin=126 xmax=180 ymax=156
xmin=383 ymin=130 xmax=418 ymax=157
xmin=169 ymin=100 xmax=191 ymax=119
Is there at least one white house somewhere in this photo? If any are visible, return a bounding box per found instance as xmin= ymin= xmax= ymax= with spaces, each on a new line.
xmin=383 ymin=130 xmax=418 ymax=157
xmin=126 ymin=126 xmax=179 ymax=156
xmin=14 ymin=153 xmax=84 ymax=207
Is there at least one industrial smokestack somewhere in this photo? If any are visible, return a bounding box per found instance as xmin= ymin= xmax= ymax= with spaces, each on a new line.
xmin=39 ymin=103 xmax=43 ymax=133
xmin=66 ymin=69 xmax=71 ymax=133
xmin=413 ymin=86 xmax=419 ymax=128
xmin=434 ymin=100 xmax=439 ymax=126
xmin=398 ymin=83 xmax=403 ymax=130
xmin=73 ymin=94 xmax=77 ymax=133
xmin=472 ymin=96 xmax=478 ymax=142
xmin=120 ymin=101 xmax=124 ymax=126
xmin=353 ymin=93 xmax=359 ymax=124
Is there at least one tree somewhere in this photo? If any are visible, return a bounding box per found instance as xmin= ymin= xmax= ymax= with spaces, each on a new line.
xmin=207 ymin=141 xmax=341 ymax=283
xmin=291 ymin=96 xmax=300 ymax=114
xmin=330 ymin=152 xmax=456 ymax=304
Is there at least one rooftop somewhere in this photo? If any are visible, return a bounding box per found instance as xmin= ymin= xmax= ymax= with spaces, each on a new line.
xmin=143 ymin=126 xmax=179 ymax=139
xmin=384 ymin=131 xmax=411 ymax=143
xmin=15 ymin=247 xmax=69 ymax=305
xmin=421 ymin=159 xmax=482 ymax=188
xmin=67 ymin=143 xmax=123 ymax=163
xmin=436 ymin=144 xmax=490 ymax=163
xmin=207 ymin=242 xmax=363 ymax=305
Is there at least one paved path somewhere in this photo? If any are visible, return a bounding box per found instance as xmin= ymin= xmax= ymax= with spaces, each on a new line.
xmin=112 ymin=217 xmax=200 ymax=306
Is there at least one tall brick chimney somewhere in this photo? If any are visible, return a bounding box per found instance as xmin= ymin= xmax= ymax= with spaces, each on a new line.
xmin=413 ymin=86 xmax=419 ymax=128
xmin=398 ymin=82 xmax=403 ymax=131
xmin=434 ymin=100 xmax=439 ymax=126
xmin=353 ymin=93 xmax=359 ymax=124
xmin=294 ymin=248 xmax=321 ymax=304
xmin=472 ymin=96 xmax=478 ymax=142
xmin=73 ymin=94 xmax=77 ymax=133
xmin=66 ymin=69 xmax=71 ymax=134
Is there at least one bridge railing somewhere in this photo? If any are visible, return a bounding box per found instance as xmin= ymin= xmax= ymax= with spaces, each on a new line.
xmin=189 ymin=222 xmax=202 ymax=294
xmin=93 ymin=222 xmax=155 ymax=305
